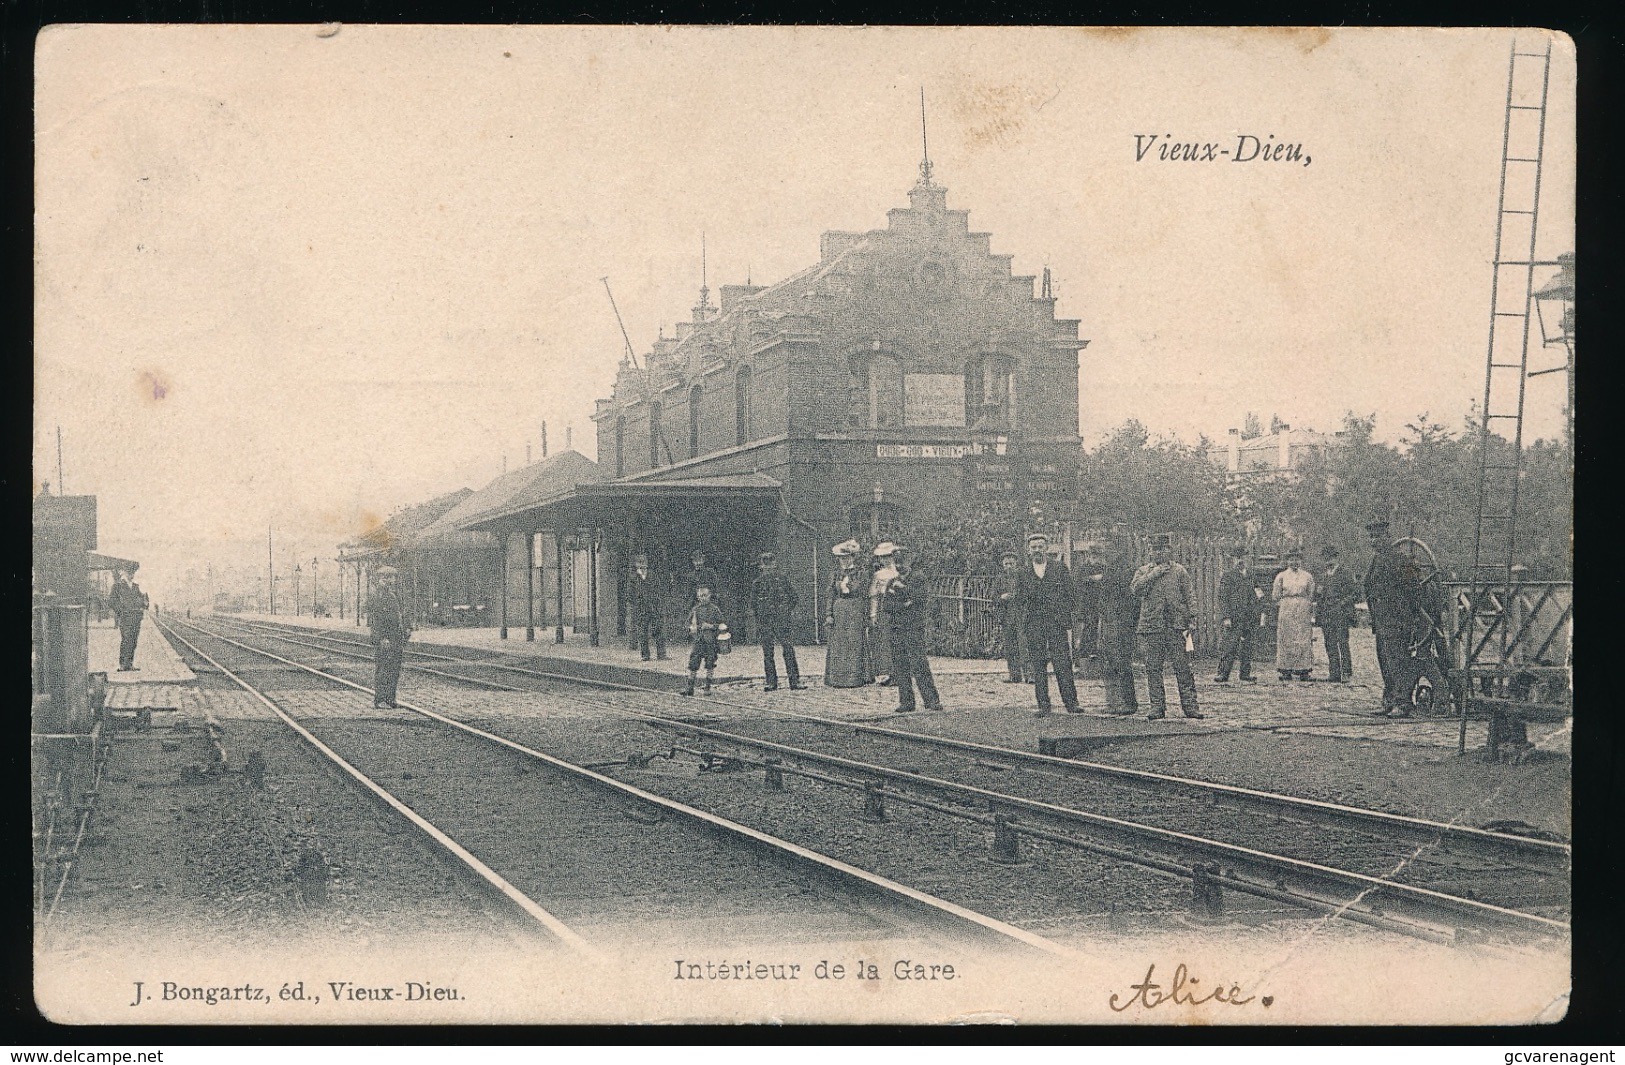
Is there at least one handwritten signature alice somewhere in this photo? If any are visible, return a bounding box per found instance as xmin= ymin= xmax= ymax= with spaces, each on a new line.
xmin=1108 ymin=963 xmax=1272 ymax=1012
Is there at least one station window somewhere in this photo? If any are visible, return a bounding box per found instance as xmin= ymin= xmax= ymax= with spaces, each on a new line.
xmin=849 ymin=353 xmax=904 ymax=429
xmin=648 ymin=401 xmax=664 ymax=468
xmin=965 ymin=354 xmax=1016 ymax=429
xmin=849 ymin=502 xmax=903 ymax=542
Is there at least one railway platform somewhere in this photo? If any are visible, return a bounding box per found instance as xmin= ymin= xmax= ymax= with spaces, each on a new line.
xmin=217 ymin=612 xmax=1569 ymax=758
xmin=87 ymin=612 xmax=196 ymax=714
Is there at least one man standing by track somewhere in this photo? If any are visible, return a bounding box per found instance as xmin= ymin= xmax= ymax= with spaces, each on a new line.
xmin=1016 ymin=531 xmax=1080 ymax=716
xmin=884 ymin=546 xmax=941 ymax=714
xmin=751 ymin=551 xmax=805 ymax=691
xmin=369 ymin=565 xmax=411 ymax=709
xmin=1364 ymin=519 xmax=1425 ymax=717
xmin=1133 ymin=534 xmax=1202 ymax=720
xmin=108 ymin=568 xmax=149 ymax=672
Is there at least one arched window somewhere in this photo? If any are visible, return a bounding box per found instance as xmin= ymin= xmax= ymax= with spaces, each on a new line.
xmin=735 ymin=365 xmax=752 ymax=446
xmin=647 ymin=401 xmax=664 ymax=468
xmin=849 ymin=502 xmax=903 ymax=541
xmin=848 ymin=353 xmax=904 ymax=429
xmin=614 ymin=415 xmax=625 ymax=478
xmin=965 ymin=354 xmax=1016 ymax=430
xmin=688 ymin=384 xmax=704 ymax=459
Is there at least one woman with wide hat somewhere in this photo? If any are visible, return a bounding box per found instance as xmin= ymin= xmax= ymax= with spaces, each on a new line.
xmin=823 ymin=539 xmax=873 ymax=687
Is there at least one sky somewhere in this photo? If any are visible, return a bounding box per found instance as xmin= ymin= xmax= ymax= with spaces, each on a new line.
xmin=33 ymin=26 xmax=1576 ymax=601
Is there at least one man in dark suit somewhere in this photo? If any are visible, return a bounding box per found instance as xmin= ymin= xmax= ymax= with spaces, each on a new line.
xmin=369 ymin=565 xmax=412 ymax=709
xmin=1097 ymin=535 xmax=1140 ymax=715
xmin=1016 ymin=532 xmax=1079 ymax=716
xmin=629 ymin=553 xmax=666 ymax=661
xmin=994 ymin=551 xmax=1028 ymax=683
xmin=108 ymin=569 xmax=149 ymax=671
xmin=1316 ymin=545 xmax=1359 ymax=683
xmin=1213 ymin=548 xmax=1258 ymax=683
xmin=884 ymin=546 xmax=941 ymax=713
xmin=1364 ymin=519 xmax=1425 ymax=716
xmin=751 ymin=551 xmax=804 ymax=691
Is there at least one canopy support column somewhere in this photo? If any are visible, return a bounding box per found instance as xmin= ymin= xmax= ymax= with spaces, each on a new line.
xmin=554 ymin=530 xmax=567 ymax=643
xmin=525 ymin=530 xmax=536 ymax=641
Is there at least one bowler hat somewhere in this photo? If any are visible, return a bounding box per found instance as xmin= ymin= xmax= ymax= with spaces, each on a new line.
xmin=1321 ymin=545 xmax=1339 ymax=560
xmin=1000 ymin=550 xmax=1020 ymax=561
xmin=1285 ymin=548 xmax=1304 ymax=560
xmin=1026 ymin=532 xmax=1049 ymax=545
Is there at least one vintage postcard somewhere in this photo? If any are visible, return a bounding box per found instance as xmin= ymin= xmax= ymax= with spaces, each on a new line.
xmin=32 ymin=25 xmax=1574 ymax=1025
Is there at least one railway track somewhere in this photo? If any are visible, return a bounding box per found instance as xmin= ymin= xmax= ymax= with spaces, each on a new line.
xmin=156 ymin=615 xmax=1068 ymax=959
xmin=207 ymin=616 xmax=1570 ymax=944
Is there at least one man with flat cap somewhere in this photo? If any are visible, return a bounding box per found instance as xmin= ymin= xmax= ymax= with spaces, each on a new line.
xmin=629 ymin=552 xmax=667 ymax=661
xmin=1364 ymin=519 xmax=1424 ymax=716
xmin=751 ymin=550 xmax=804 ymax=691
xmin=994 ymin=549 xmax=1029 ymax=684
xmin=1016 ymin=531 xmax=1080 ymax=716
xmin=369 ymin=565 xmax=412 ymax=709
xmin=1316 ymin=545 xmax=1359 ymax=683
xmin=1213 ymin=547 xmax=1258 ymax=684
xmin=108 ymin=568 xmax=150 ymax=672
xmin=1132 ymin=534 xmax=1202 ymax=720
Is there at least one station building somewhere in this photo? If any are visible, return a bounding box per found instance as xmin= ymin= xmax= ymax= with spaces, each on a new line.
xmin=455 ymin=160 xmax=1089 ymax=644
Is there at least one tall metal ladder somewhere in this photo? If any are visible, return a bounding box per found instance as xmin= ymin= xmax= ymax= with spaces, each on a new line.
xmin=1459 ymin=35 xmax=1554 ymax=749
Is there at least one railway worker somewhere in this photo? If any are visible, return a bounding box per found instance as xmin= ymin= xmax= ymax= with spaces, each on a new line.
xmin=369 ymin=566 xmax=411 ymax=709
xmin=1363 ymin=519 xmax=1425 ymax=718
xmin=685 ymin=549 xmax=723 ymax=609
xmin=1098 ymin=535 xmax=1140 ymax=716
xmin=1132 ymin=534 xmax=1202 ymax=720
xmin=1016 ymin=532 xmax=1080 ymax=717
xmin=1315 ymin=545 xmax=1359 ymax=683
xmin=994 ymin=550 xmax=1029 ymax=684
xmin=108 ymin=568 xmax=150 ymax=672
xmin=682 ymin=584 xmax=728 ymax=697
xmin=629 ymin=553 xmax=668 ymax=661
xmin=1213 ymin=547 xmax=1259 ymax=684
xmin=751 ymin=551 xmax=805 ymax=691
xmin=883 ymin=546 xmax=942 ymax=713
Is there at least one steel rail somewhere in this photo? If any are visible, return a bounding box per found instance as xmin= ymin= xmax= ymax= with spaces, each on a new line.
xmin=172 ymin=617 xmax=1068 ymax=957
xmin=223 ymin=616 xmax=1571 ymax=872
xmin=207 ymin=617 xmax=1567 ymax=939
xmin=157 ymin=618 xmax=601 ymax=957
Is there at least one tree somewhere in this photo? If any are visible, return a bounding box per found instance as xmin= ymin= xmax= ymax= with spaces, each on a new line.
xmin=1243 ymin=411 xmax=1263 ymax=439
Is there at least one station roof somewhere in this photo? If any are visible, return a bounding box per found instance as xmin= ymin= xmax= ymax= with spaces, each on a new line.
xmin=460 ymin=470 xmax=782 ymax=533
xmin=340 ymin=487 xmax=472 ymax=561
xmin=87 ymin=552 xmax=138 ymax=573
xmin=443 ymin=450 xmax=605 ymax=534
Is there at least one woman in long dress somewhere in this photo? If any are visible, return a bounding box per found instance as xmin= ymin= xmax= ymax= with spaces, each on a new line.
xmin=1272 ymin=550 xmax=1317 ymax=680
xmin=868 ymin=543 xmax=899 ymax=685
xmin=823 ymin=539 xmax=873 ymax=687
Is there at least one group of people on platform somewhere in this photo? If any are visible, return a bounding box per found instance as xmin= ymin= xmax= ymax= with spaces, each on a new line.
xmin=599 ymin=518 xmax=1440 ymax=719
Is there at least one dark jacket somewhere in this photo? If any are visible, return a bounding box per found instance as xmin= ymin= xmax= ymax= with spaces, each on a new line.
xmin=108 ymin=580 xmax=148 ymax=620
xmin=882 ymin=569 xmax=928 ymax=631
xmin=369 ymin=585 xmax=411 ymax=643
xmin=1100 ymin=552 xmax=1139 ymax=620
xmin=1316 ymin=564 xmax=1360 ymax=627
xmin=1365 ymin=547 xmax=1423 ymax=636
xmin=689 ymin=601 xmax=727 ymax=641
xmin=1017 ymin=560 xmax=1075 ymax=630
xmin=1217 ymin=566 xmax=1257 ymax=624
xmin=751 ymin=572 xmax=798 ymax=625
xmin=994 ymin=571 xmax=1023 ymax=622
xmin=629 ymin=570 xmax=664 ymax=618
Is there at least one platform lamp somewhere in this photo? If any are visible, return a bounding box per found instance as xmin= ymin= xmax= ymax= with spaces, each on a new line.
xmin=311 ymin=557 xmax=320 ymax=616
xmin=293 ymin=565 xmax=303 ymax=616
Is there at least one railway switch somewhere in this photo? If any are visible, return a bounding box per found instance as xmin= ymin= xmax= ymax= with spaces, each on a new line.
xmin=863 ymin=783 xmax=887 ymax=822
xmin=763 ymin=759 xmax=785 ymax=790
xmin=990 ymin=815 xmax=1022 ymax=864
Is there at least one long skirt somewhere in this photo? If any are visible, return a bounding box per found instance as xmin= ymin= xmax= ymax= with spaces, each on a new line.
xmin=824 ymin=596 xmax=873 ymax=687
xmin=868 ymin=612 xmax=895 ymax=679
xmin=1275 ymin=597 xmax=1315 ymax=672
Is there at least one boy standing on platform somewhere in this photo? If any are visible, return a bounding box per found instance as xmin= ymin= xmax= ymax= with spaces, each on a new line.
xmin=682 ymin=585 xmax=727 ymax=696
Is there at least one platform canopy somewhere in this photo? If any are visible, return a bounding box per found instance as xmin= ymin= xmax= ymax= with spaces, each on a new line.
xmin=86 ymin=552 xmax=138 ymax=573
xmin=459 ymin=470 xmax=784 ymax=534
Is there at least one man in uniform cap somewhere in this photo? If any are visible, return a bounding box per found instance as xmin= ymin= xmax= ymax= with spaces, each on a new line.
xmin=1132 ymin=534 xmax=1202 ymax=720
xmin=1315 ymin=545 xmax=1359 ymax=683
xmin=1016 ymin=531 xmax=1080 ymax=716
xmin=751 ymin=551 xmax=804 ymax=690
xmin=883 ymin=545 xmax=941 ymax=712
xmin=108 ymin=568 xmax=150 ymax=671
xmin=1213 ymin=547 xmax=1258 ymax=684
xmin=369 ymin=565 xmax=412 ymax=709
xmin=629 ymin=553 xmax=667 ymax=661
xmin=1364 ymin=519 xmax=1425 ymax=716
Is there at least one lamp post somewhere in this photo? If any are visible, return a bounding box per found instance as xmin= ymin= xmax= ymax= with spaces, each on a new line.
xmin=311 ymin=557 xmax=320 ymax=616
xmin=294 ymin=565 xmax=303 ymax=617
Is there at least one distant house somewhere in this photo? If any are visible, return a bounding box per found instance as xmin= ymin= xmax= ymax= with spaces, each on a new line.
xmin=1205 ymin=424 xmax=1347 ymax=479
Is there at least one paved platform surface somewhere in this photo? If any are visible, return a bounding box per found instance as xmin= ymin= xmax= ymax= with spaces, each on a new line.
xmin=88 ymin=613 xmax=196 ymax=686
xmin=215 ymin=612 xmax=1569 ymax=757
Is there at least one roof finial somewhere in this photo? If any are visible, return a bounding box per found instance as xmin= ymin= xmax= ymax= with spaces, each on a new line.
xmin=918 ymin=87 xmax=934 ymax=187
xmin=695 ymin=233 xmax=713 ymax=321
